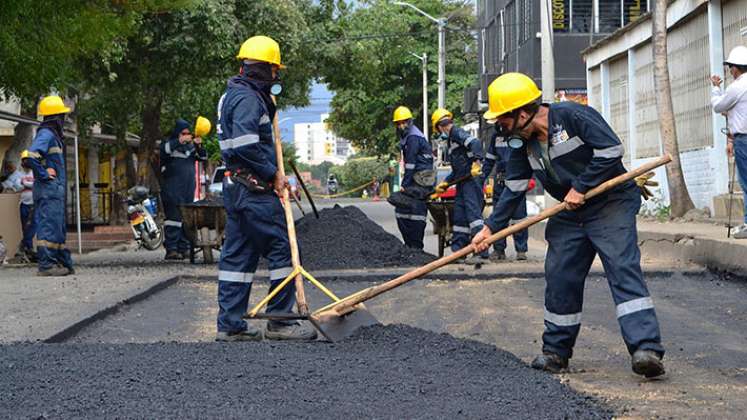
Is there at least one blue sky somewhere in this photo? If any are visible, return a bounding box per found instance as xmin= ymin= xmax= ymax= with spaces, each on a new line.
xmin=278 ymin=83 xmax=332 ymax=142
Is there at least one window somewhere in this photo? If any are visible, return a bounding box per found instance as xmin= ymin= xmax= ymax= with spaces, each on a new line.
xmin=505 ymin=1 xmax=516 ymax=53
xmin=598 ymin=0 xmax=622 ymax=33
xmin=519 ymin=0 xmax=533 ymax=42
xmin=571 ymin=0 xmax=593 ymax=33
xmin=623 ymin=0 xmax=647 ymax=26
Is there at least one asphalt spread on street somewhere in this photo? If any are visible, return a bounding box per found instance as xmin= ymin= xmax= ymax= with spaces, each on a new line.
xmin=0 ymin=324 xmax=612 ymax=419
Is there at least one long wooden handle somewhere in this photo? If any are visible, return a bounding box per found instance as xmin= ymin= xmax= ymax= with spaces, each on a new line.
xmin=271 ymin=102 xmax=308 ymax=315
xmin=316 ymin=154 xmax=672 ymax=317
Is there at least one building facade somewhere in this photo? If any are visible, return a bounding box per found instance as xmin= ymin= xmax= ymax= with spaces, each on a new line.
xmin=583 ymin=0 xmax=746 ymax=215
xmin=293 ymin=114 xmax=355 ymax=165
xmin=475 ymin=0 xmax=650 ymax=105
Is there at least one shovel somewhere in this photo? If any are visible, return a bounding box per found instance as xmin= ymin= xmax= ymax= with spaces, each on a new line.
xmin=310 ymin=154 xmax=673 ymax=342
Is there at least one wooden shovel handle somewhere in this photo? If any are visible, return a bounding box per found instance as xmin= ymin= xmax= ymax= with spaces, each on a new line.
xmin=271 ymin=100 xmax=308 ymax=315
xmin=318 ymin=154 xmax=672 ymax=317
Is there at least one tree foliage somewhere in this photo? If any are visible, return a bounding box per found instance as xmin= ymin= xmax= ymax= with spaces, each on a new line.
xmin=0 ymin=0 xmax=189 ymax=106
xmin=315 ymin=0 xmax=477 ymax=156
xmin=329 ymin=157 xmax=388 ymax=193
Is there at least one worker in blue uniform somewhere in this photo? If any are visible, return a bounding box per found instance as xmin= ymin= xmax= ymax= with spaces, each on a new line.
xmin=392 ymin=106 xmax=434 ymax=250
xmin=481 ymin=128 xmax=528 ymax=261
xmin=160 ymin=118 xmax=208 ymax=260
xmin=27 ymin=95 xmax=74 ymax=277
xmin=431 ymin=108 xmax=486 ymax=262
xmin=215 ymin=35 xmax=316 ymax=342
xmin=472 ymin=73 xmax=665 ymax=378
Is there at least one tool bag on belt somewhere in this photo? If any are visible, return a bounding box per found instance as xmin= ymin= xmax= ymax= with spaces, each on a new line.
xmin=227 ymin=168 xmax=273 ymax=193
xmin=413 ymin=170 xmax=436 ymax=188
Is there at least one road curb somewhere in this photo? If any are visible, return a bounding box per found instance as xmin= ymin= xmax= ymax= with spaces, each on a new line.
xmin=43 ymin=275 xmax=182 ymax=343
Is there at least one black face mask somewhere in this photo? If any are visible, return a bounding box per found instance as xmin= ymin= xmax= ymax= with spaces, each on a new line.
xmin=41 ymin=114 xmax=65 ymax=139
xmin=244 ymin=62 xmax=282 ymax=96
xmin=396 ymin=122 xmax=410 ymax=139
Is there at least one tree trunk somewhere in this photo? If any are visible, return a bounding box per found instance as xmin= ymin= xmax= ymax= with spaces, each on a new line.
xmin=138 ymin=91 xmax=163 ymax=195
xmin=7 ymin=100 xmax=38 ymax=166
xmin=652 ymin=0 xmax=695 ymax=217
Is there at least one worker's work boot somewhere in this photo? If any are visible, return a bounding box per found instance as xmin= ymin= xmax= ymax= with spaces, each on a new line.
xmin=530 ymin=352 xmax=569 ymax=373
xmin=516 ymin=252 xmax=527 ymax=261
xmin=164 ymin=250 xmax=181 ymax=260
xmin=37 ymin=266 xmax=71 ymax=277
xmin=489 ymin=250 xmax=507 ymax=262
xmin=265 ymin=322 xmax=318 ymax=341
xmin=464 ymin=255 xmax=486 ymax=266
xmin=65 ymin=266 xmax=75 ymax=276
xmin=631 ymin=350 xmax=665 ymax=378
xmin=215 ymin=325 xmax=262 ymax=342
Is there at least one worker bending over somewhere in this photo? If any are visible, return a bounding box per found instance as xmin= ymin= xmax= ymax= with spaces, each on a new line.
xmin=432 ymin=108 xmax=486 ymax=262
xmin=393 ymin=106 xmax=434 ymax=250
xmin=215 ymin=35 xmax=315 ymax=341
xmin=472 ymin=73 xmax=665 ymax=378
xmin=482 ymin=127 xmax=528 ymax=261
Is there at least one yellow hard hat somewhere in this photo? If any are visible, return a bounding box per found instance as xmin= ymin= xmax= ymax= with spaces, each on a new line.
xmin=392 ymin=106 xmax=413 ymax=122
xmin=194 ymin=116 xmax=211 ymax=137
xmin=20 ymin=150 xmax=30 ymax=159
xmin=431 ymin=108 xmax=453 ymax=131
xmin=38 ymin=95 xmax=71 ymax=117
xmin=483 ymin=73 xmax=541 ymax=120
xmin=237 ymin=35 xmax=285 ymax=69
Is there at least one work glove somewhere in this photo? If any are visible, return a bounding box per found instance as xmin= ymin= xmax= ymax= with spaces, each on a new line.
xmin=470 ymin=161 xmax=482 ymax=178
xmin=434 ymin=181 xmax=449 ymax=194
xmin=635 ymin=171 xmax=658 ymax=200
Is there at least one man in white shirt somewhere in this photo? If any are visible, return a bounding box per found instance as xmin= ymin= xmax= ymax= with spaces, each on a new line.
xmin=712 ymin=46 xmax=747 ymax=239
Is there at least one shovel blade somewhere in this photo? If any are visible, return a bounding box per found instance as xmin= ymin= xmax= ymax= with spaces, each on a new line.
xmin=310 ymin=304 xmax=380 ymax=342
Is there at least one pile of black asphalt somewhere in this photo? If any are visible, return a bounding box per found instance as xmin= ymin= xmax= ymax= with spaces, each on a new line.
xmin=296 ymin=205 xmax=435 ymax=270
xmin=0 ymin=324 xmax=612 ymax=419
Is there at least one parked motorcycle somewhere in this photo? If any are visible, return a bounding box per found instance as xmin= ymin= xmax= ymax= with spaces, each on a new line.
xmin=125 ymin=186 xmax=163 ymax=250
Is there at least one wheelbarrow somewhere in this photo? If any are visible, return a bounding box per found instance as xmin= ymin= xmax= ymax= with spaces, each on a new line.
xmin=178 ymin=200 xmax=226 ymax=264
xmin=426 ymin=198 xmax=455 ymax=258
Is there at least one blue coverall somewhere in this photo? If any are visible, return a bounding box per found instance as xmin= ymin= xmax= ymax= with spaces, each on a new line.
xmin=486 ymin=102 xmax=663 ymax=359
xmin=27 ymin=118 xmax=73 ymax=272
xmin=444 ymin=126 xmax=486 ymax=254
xmin=396 ymin=123 xmax=434 ymax=250
xmin=160 ymin=119 xmax=207 ymax=254
xmin=482 ymin=132 xmax=528 ymax=254
xmin=216 ymin=75 xmax=296 ymax=333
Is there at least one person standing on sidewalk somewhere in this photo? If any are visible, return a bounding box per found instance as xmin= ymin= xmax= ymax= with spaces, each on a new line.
xmin=16 ymin=151 xmax=36 ymax=261
xmin=27 ymin=95 xmax=74 ymax=276
xmin=712 ymin=46 xmax=747 ymax=239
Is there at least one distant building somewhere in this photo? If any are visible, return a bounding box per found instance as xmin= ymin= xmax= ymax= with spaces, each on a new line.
xmin=293 ymin=114 xmax=355 ymax=165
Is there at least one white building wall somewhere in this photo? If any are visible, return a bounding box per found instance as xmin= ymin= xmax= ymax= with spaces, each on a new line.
xmin=583 ymin=0 xmax=747 ymax=213
xmin=293 ymin=115 xmax=355 ymax=166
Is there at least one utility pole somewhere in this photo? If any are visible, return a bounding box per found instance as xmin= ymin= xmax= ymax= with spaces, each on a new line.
xmin=540 ymin=0 xmax=555 ymax=101
xmin=410 ymin=52 xmax=429 ymax=139
xmin=437 ymin=19 xmax=446 ymax=108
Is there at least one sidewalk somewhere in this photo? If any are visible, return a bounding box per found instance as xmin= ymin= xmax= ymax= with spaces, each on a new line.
xmin=529 ymin=217 xmax=747 ymax=276
xmin=637 ymin=218 xmax=747 ymax=276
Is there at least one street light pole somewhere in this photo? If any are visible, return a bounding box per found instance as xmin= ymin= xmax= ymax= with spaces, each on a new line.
xmin=437 ymin=19 xmax=446 ymax=108
xmin=393 ymin=1 xmax=446 ymax=108
xmin=410 ymin=52 xmax=428 ymax=140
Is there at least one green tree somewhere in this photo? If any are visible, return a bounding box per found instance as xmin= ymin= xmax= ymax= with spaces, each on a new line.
xmin=329 ymin=157 xmax=388 ymax=195
xmin=316 ymin=0 xmax=477 ymax=156
xmin=77 ymin=0 xmax=319 ymax=192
